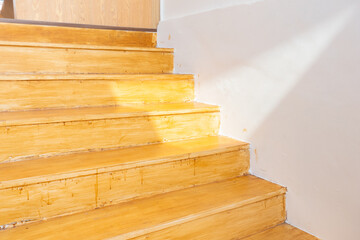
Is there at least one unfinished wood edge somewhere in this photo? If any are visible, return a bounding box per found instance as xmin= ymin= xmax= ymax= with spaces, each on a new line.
xmin=0 ymin=145 xmax=249 ymax=190
xmin=0 ymin=40 xmax=174 ymax=53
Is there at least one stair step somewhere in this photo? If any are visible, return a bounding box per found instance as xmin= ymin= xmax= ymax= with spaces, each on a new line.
xmin=241 ymin=224 xmax=319 ymax=240
xmin=0 ymin=22 xmax=157 ymax=48
xmin=0 ymin=102 xmax=220 ymax=162
xmin=0 ymin=176 xmax=286 ymax=239
xmin=0 ymin=136 xmax=249 ymax=227
xmin=0 ymin=41 xmax=173 ymax=74
xmin=0 ymin=74 xmax=194 ymax=111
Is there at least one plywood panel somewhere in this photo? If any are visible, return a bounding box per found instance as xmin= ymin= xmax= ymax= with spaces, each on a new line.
xmin=14 ymin=0 xmax=160 ymax=29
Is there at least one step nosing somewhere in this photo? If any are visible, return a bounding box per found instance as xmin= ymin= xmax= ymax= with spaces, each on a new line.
xmin=0 ymin=106 xmax=219 ymax=127
xmin=0 ymin=74 xmax=194 ymax=81
xmin=0 ymin=41 xmax=174 ymax=53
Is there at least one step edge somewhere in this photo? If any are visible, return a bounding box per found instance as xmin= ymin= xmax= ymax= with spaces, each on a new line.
xmin=107 ymin=187 xmax=286 ymax=240
xmin=0 ymin=103 xmax=220 ymax=127
xmin=0 ymin=40 xmax=174 ymax=53
xmin=0 ymin=143 xmax=248 ymax=189
xmin=0 ymin=74 xmax=194 ymax=81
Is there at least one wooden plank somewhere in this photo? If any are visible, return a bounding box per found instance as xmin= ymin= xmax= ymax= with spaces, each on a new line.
xmin=0 ymin=102 xmax=218 ymax=127
xmin=241 ymin=224 xmax=319 ymax=240
xmin=131 ymin=195 xmax=286 ymax=240
xmin=0 ymin=137 xmax=249 ymax=226
xmin=0 ymin=74 xmax=194 ymax=111
xmin=0 ymin=136 xmax=248 ymax=187
xmin=0 ymin=22 xmax=157 ymax=47
xmin=0 ymin=176 xmax=286 ymax=239
xmin=0 ymin=103 xmax=220 ymax=162
xmin=0 ymin=43 xmax=173 ymax=74
xmin=14 ymin=0 xmax=160 ymax=29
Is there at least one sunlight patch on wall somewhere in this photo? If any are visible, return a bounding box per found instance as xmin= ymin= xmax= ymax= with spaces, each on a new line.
xmin=219 ymin=5 xmax=356 ymax=137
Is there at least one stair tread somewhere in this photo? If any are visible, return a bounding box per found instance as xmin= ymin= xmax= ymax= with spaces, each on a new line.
xmin=0 ymin=136 xmax=248 ymax=189
xmin=0 ymin=102 xmax=219 ymax=127
xmin=0 ymin=175 xmax=286 ymax=239
xmin=0 ymin=73 xmax=193 ymax=81
xmin=0 ymin=40 xmax=173 ymax=53
xmin=0 ymin=22 xmax=157 ymax=48
xmin=241 ymin=224 xmax=319 ymax=240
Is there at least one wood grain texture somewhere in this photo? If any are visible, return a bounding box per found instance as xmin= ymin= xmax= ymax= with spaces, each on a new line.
xmin=0 ymin=176 xmax=286 ymax=239
xmin=0 ymin=74 xmax=194 ymax=111
xmin=241 ymin=224 xmax=319 ymax=240
xmin=14 ymin=0 xmax=160 ymax=29
xmin=0 ymin=22 xmax=157 ymax=47
xmin=0 ymin=103 xmax=220 ymax=162
xmin=0 ymin=43 xmax=173 ymax=74
xmin=0 ymin=137 xmax=249 ymax=226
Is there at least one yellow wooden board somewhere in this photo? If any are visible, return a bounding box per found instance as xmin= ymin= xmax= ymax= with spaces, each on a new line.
xmin=0 ymin=74 xmax=194 ymax=111
xmin=0 ymin=103 xmax=220 ymax=162
xmin=0 ymin=22 xmax=157 ymax=48
xmin=241 ymin=224 xmax=319 ymax=240
xmin=0 ymin=176 xmax=286 ymax=239
xmin=0 ymin=42 xmax=173 ymax=74
xmin=0 ymin=137 xmax=249 ymax=226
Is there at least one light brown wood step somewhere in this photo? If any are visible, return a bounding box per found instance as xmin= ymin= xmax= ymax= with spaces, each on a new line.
xmin=0 ymin=176 xmax=286 ymax=240
xmin=0 ymin=136 xmax=249 ymax=227
xmin=241 ymin=224 xmax=319 ymax=240
xmin=0 ymin=22 xmax=157 ymax=48
xmin=0 ymin=102 xmax=220 ymax=162
xmin=0 ymin=41 xmax=173 ymax=74
xmin=0 ymin=74 xmax=194 ymax=111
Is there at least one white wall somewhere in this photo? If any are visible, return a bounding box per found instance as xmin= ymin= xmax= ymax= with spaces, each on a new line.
xmin=159 ymin=0 xmax=360 ymax=239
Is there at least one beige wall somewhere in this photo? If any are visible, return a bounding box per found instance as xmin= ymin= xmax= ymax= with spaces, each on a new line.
xmin=13 ymin=0 xmax=160 ymax=29
xmin=159 ymin=0 xmax=360 ymax=239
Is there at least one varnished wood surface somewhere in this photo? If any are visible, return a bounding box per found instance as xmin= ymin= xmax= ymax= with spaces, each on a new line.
xmin=241 ymin=224 xmax=319 ymax=240
xmin=0 ymin=74 xmax=194 ymax=111
xmin=0 ymin=176 xmax=286 ymax=239
xmin=0 ymin=43 xmax=173 ymax=74
xmin=0 ymin=136 xmax=247 ymax=186
xmin=15 ymin=0 xmax=160 ymax=29
xmin=0 ymin=102 xmax=218 ymax=127
xmin=0 ymin=103 xmax=220 ymax=162
xmin=0 ymin=137 xmax=249 ymax=226
xmin=0 ymin=22 xmax=157 ymax=47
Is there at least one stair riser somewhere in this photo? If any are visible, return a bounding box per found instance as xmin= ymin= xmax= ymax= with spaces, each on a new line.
xmin=0 ymin=23 xmax=157 ymax=48
xmin=131 ymin=195 xmax=286 ymax=240
xmin=0 ymin=150 xmax=249 ymax=227
xmin=0 ymin=112 xmax=220 ymax=162
xmin=0 ymin=46 xmax=173 ymax=74
xmin=0 ymin=79 xmax=194 ymax=111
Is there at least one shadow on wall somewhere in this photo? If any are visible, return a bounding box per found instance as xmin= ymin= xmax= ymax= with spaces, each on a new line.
xmin=158 ymin=0 xmax=360 ymax=239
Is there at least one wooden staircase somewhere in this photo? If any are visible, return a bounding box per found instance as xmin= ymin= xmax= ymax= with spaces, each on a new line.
xmin=0 ymin=22 xmax=318 ymax=239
